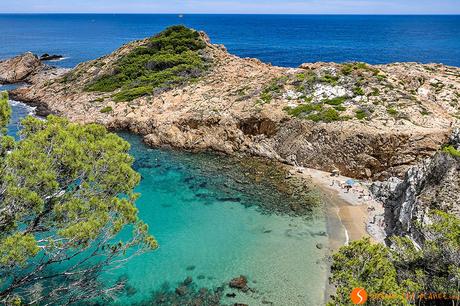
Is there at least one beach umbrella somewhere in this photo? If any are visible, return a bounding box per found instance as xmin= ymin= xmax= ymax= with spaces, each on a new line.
xmin=345 ymin=179 xmax=356 ymax=186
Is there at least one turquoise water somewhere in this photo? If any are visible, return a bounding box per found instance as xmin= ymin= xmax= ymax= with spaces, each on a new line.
xmin=1 ymin=90 xmax=332 ymax=305
xmin=106 ymin=133 xmax=330 ymax=305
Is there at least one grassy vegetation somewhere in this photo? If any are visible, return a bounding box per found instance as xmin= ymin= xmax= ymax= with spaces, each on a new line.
xmin=283 ymin=103 xmax=322 ymax=117
xmin=355 ymin=109 xmax=368 ymax=120
xmin=258 ymin=77 xmax=288 ymax=104
xmin=341 ymin=62 xmax=369 ymax=75
xmin=320 ymin=74 xmax=339 ymax=85
xmin=387 ymin=107 xmax=398 ymax=116
xmin=442 ymin=145 xmax=460 ymax=157
xmin=307 ymin=108 xmax=342 ymax=122
xmin=370 ymin=88 xmax=380 ymax=96
xmin=341 ymin=62 xmax=379 ymax=76
xmin=353 ymin=87 xmax=365 ymax=96
xmin=90 ymin=97 xmax=105 ymax=103
xmin=323 ymin=96 xmax=347 ymax=106
xmin=85 ymin=25 xmax=210 ymax=102
xmin=296 ymin=71 xmax=317 ymax=84
xmin=284 ymin=101 xmax=350 ymax=123
xmin=376 ymin=74 xmax=387 ymax=81
xmin=100 ymin=106 xmax=113 ymax=113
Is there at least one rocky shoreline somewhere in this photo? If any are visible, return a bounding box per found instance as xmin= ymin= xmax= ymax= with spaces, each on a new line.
xmin=1 ymin=26 xmax=459 ymax=246
xmin=1 ymin=28 xmax=458 ymax=181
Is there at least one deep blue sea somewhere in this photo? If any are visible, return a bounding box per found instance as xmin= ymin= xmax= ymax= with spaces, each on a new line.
xmin=1 ymin=14 xmax=460 ymax=67
xmin=1 ymin=14 xmax=459 ymax=305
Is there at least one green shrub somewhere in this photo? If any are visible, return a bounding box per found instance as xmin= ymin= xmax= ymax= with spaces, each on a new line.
xmin=112 ymin=86 xmax=153 ymax=102
xmin=355 ymin=109 xmax=368 ymax=120
xmin=353 ymin=87 xmax=365 ymax=96
xmin=296 ymin=73 xmax=306 ymax=81
xmin=258 ymin=77 xmax=288 ymax=103
xmin=296 ymin=71 xmax=316 ymax=84
xmin=85 ymin=25 xmax=210 ymax=102
xmin=284 ymin=103 xmax=322 ymax=117
xmin=442 ymin=145 xmax=460 ymax=157
xmin=323 ymin=96 xmax=347 ymax=106
xmin=334 ymin=105 xmax=346 ymax=112
xmin=90 ymin=97 xmax=105 ymax=103
xmin=320 ymin=74 xmax=339 ymax=85
xmin=100 ymin=106 xmax=113 ymax=113
xmin=387 ymin=107 xmax=398 ymax=116
xmin=307 ymin=108 xmax=341 ymax=122
xmin=340 ymin=62 xmax=371 ymax=75
xmin=371 ymin=88 xmax=380 ymax=96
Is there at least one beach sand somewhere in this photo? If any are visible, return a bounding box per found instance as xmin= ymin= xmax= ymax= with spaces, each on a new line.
xmin=291 ymin=166 xmax=386 ymax=249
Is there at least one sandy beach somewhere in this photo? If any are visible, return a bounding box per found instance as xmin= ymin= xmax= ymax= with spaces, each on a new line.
xmin=291 ymin=166 xmax=386 ymax=250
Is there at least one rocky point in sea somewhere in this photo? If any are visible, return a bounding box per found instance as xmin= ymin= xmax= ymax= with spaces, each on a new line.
xmin=1 ymin=26 xmax=458 ymax=182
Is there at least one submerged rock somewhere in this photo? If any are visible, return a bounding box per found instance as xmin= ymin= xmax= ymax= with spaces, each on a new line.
xmin=229 ymin=276 xmax=249 ymax=292
xmin=183 ymin=276 xmax=193 ymax=286
xmin=175 ymin=285 xmax=188 ymax=296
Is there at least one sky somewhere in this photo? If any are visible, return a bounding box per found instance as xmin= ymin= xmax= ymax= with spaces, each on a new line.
xmin=0 ymin=0 xmax=459 ymax=14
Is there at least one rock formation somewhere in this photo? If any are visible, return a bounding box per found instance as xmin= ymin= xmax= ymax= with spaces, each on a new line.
xmin=0 ymin=52 xmax=43 ymax=83
xmin=2 ymin=27 xmax=459 ymax=179
xmin=371 ymin=128 xmax=460 ymax=243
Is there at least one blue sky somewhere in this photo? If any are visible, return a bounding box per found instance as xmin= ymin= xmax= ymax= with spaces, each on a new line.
xmin=0 ymin=0 xmax=459 ymax=14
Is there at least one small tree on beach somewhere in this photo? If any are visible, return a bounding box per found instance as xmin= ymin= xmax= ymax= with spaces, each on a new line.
xmin=0 ymin=92 xmax=157 ymax=305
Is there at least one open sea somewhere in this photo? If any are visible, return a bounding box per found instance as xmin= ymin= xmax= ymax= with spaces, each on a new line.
xmin=1 ymin=14 xmax=459 ymax=305
xmin=1 ymin=14 xmax=460 ymax=68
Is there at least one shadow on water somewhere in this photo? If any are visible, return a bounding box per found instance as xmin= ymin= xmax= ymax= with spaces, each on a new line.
xmin=124 ymin=132 xmax=323 ymax=217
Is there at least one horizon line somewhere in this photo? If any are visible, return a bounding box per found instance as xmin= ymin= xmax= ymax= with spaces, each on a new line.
xmin=1 ymin=12 xmax=460 ymax=16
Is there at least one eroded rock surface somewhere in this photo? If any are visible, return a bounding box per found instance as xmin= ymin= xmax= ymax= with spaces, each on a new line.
xmin=0 ymin=52 xmax=43 ymax=83
xmin=371 ymin=129 xmax=460 ymax=243
xmin=4 ymin=29 xmax=460 ymax=179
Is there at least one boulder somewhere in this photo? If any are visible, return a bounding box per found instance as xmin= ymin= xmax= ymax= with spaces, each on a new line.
xmin=39 ymin=53 xmax=63 ymax=61
xmin=183 ymin=276 xmax=193 ymax=286
xmin=0 ymin=52 xmax=42 ymax=83
xmin=229 ymin=275 xmax=249 ymax=292
xmin=175 ymin=285 xmax=188 ymax=296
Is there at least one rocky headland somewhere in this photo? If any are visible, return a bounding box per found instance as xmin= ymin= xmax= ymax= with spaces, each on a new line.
xmin=2 ymin=26 xmax=459 ymax=182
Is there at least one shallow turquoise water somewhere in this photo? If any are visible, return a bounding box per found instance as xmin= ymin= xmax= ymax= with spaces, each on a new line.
xmin=108 ymin=134 xmax=330 ymax=305
xmin=2 ymin=92 xmax=331 ymax=305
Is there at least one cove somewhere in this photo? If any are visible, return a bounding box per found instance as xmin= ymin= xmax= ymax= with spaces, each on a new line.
xmin=108 ymin=133 xmax=330 ymax=305
xmin=4 ymin=89 xmax=332 ymax=305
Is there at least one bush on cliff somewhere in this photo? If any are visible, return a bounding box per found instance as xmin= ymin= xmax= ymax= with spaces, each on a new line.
xmin=85 ymin=25 xmax=210 ymax=102
xmin=0 ymin=92 xmax=157 ymax=305
xmin=442 ymin=145 xmax=460 ymax=157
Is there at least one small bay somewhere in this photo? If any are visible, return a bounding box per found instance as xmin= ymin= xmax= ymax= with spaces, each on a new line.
xmin=2 ymin=88 xmax=330 ymax=305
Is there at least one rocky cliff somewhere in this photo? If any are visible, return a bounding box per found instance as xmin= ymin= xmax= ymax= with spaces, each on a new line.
xmin=371 ymin=128 xmax=460 ymax=243
xmin=2 ymin=26 xmax=459 ymax=179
